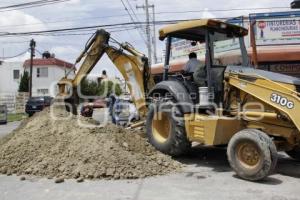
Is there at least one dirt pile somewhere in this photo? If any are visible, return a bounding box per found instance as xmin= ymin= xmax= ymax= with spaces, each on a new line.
xmin=0 ymin=107 xmax=181 ymax=181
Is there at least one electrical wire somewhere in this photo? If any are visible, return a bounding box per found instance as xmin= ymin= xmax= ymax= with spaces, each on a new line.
xmin=0 ymin=49 xmax=29 ymax=60
xmin=155 ymin=6 xmax=291 ymax=15
xmin=0 ymin=13 xmax=298 ymax=38
xmin=125 ymin=0 xmax=143 ymax=25
xmin=120 ymin=0 xmax=147 ymax=45
xmin=0 ymin=20 xmax=182 ymax=37
xmin=0 ymin=6 xmax=292 ymax=30
xmin=0 ymin=0 xmax=70 ymax=12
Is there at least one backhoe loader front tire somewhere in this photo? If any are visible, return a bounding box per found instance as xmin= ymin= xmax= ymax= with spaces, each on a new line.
xmin=227 ymin=129 xmax=278 ymax=181
xmin=286 ymin=147 xmax=300 ymax=161
xmin=146 ymin=101 xmax=191 ymax=157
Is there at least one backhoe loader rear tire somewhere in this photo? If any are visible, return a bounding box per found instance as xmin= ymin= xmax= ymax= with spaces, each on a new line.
xmin=146 ymin=101 xmax=191 ymax=157
xmin=286 ymin=147 xmax=300 ymax=161
xmin=227 ymin=129 xmax=278 ymax=181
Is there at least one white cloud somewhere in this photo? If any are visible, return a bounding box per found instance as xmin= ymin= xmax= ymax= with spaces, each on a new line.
xmin=66 ymin=0 xmax=81 ymax=5
xmin=0 ymin=0 xmax=295 ymax=76
xmin=0 ymin=10 xmax=46 ymax=32
xmin=50 ymin=45 xmax=79 ymax=60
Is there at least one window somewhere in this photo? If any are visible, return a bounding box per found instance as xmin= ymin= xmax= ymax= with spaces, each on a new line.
xmin=13 ymin=70 xmax=20 ymax=79
xmin=37 ymin=89 xmax=49 ymax=95
xmin=37 ymin=67 xmax=48 ymax=78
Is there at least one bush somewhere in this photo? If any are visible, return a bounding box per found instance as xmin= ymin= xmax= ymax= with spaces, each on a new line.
xmin=98 ymin=80 xmax=122 ymax=97
xmin=80 ymin=78 xmax=100 ymax=96
xmin=80 ymin=78 xmax=122 ymax=98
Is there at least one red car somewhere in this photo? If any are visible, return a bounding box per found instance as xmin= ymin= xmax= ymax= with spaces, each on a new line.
xmin=92 ymin=98 xmax=107 ymax=109
xmin=81 ymin=98 xmax=107 ymax=117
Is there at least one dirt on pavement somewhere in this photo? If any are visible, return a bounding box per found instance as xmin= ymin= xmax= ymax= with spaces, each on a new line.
xmin=0 ymin=106 xmax=181 ymax=181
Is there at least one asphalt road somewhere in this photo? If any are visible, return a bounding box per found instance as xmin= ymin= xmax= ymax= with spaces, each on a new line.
xmin=1 ymin=121 xmax=300 ymax=200
xmin=0 ymin=121 xmax=21 ymax=138
xmin=0 ymin=146 xmax=300 ymax=200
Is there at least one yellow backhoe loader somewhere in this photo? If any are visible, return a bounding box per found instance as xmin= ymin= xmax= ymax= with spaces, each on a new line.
xmin=58 ymin=19 xmax=300 ymax=181
xmin=57 ymin=29 xmax=154 ymax=118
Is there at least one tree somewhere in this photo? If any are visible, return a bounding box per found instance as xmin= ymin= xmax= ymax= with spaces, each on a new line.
xmin=98 ymin=80 xmax=122 ymax=97
xmin=18 ymin=71 xmax=29 ymax=92
xmin=80 ymin=78 xmax=123 ymax=98
xmin=80 ymin=78 xmax=100 ymax=96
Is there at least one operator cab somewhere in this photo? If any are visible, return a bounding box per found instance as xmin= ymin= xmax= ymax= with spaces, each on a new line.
xmin=159 ymin=19 xmax=249 ymax=106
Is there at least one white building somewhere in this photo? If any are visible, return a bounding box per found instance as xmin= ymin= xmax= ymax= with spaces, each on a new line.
xmin=23 ymin=55 xmax=75 ymax=97
xmin=0 ymin=61 xmax=23 ymax=95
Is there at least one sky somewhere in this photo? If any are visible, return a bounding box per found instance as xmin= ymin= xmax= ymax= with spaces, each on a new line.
xmin=0 ymin=0 xmax=294 ymax=78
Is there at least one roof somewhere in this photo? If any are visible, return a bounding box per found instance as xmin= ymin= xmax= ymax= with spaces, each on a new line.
xmin=159 ymin=19 xmax=248 ymax=41
xmin=151 ymin=46 xmax=300 ymax=75
xmin=23 ymin=58 xmax=74 ymax=69
xmin=219 ymin=46 xmax=300 ymax=63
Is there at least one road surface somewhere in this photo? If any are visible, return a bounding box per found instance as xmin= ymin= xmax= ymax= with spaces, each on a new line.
xmin=0 ymin=146 xmax=300 ymax=200
xmin=0 ymin=121 xmax=21 ymax=138
xmin=0 ymin=121 xmax=300 ymax=200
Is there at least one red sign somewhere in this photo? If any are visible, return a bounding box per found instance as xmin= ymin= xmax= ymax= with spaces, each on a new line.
xmin=258 ymin=21 xmax=266 ymax=29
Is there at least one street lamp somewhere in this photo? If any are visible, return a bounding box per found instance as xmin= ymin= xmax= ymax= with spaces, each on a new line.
xmin=291 ymin=0 xmax=300 ymax=9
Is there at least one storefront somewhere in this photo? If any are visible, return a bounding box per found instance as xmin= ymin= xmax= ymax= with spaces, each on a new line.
xmin=152 ymin=11 xmax=300 ymax=79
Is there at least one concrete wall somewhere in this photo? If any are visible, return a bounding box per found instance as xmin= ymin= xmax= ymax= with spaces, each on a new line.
xmin=0 ymin=61 xmax=23 ymax=95
xmin=15 ymin=92 xmax=29 ymax=114
xmin=0 ymin=92 xmax=28 ymax=114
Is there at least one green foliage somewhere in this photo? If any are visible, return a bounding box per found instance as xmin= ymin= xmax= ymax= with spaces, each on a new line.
xmin=98 ymin=80 xmax=122 ymax=97
xmin=8 ymin=113 xmax=27 ymax=122
xmin=80 ymin=78 xmax=122 ymax=98
xmin=18 ymin=71 xmax=29 ymax=92
xmin=80 ymin=78 xmax=100 ymax=96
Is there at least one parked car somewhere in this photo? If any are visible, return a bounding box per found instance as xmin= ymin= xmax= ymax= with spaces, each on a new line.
xmin=112 ymin=99 xmax=140 ymax=126
xmin=25 ymin=96 xmax=53 ymax=117
xmin=0 ymin=105 xmax=7 ymax=124
xmin=92 ymin=98 xmax=107 ymax=109
xmin=80 ymin=98 xmax=107 ymax=117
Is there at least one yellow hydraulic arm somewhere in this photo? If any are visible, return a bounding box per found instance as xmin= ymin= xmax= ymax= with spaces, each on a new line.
xmin=58 ymin=29 xmax=154 ymax=117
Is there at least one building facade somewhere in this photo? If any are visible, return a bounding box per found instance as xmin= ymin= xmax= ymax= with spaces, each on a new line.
xmin=0 ymin=61 xmax=23 ymax=95
xmin=153 ymin=11 xmax=300 ymax=78
xmin=23 ymin=57 xmax=75 ymax=97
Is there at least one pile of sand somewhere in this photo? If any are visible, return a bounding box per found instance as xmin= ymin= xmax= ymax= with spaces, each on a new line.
xmin=0 ymin=107 xmax=181 ymax=181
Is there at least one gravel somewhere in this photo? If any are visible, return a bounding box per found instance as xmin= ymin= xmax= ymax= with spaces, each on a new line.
xmin=0 ymin=106 xmax=181 ymax=181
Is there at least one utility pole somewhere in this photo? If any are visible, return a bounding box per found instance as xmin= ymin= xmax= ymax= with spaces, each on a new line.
xmin=29 ymin=39 xmax=36 ymax=98
xmin=137 ymin=1 xmax=156 ymax=65
xmin=151 ymin=5 xmax=157 ymax=64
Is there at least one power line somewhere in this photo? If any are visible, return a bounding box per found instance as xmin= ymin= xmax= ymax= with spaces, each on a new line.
xmin=125 ymin=0 xmax=142 ymax=24
xmin=0 ymin=21 xmax=171 ymax=37
xmin=0 ymin=40 xmax=30 ymax=44
xmin=31 ymin=27 xmax=140 ymax=36
xmin=0 ymin=13 xmax=131 ymax=30
xmin=0 ymin=19 xmax=230 ymax=37
xmin=0 ymin=49 xmax=29 ymax=60
xmin=155 ymin=6 xmax=291 ymax=15
xmin=1 ymin=14 xmax=299 ymax=38
xmin=0 ymin=0 xmax=60 ymax=9
xmin=120 ymin=0 xmax=147 ymax=45
xmin=0 ymin=6 xmax=292 ymax=30
xmin=0 ymin=0 xmax=70 ymax=12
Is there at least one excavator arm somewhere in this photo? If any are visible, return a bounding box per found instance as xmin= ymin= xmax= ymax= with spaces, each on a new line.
xmin=58 ymin=29 xmax=154 ymax=117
